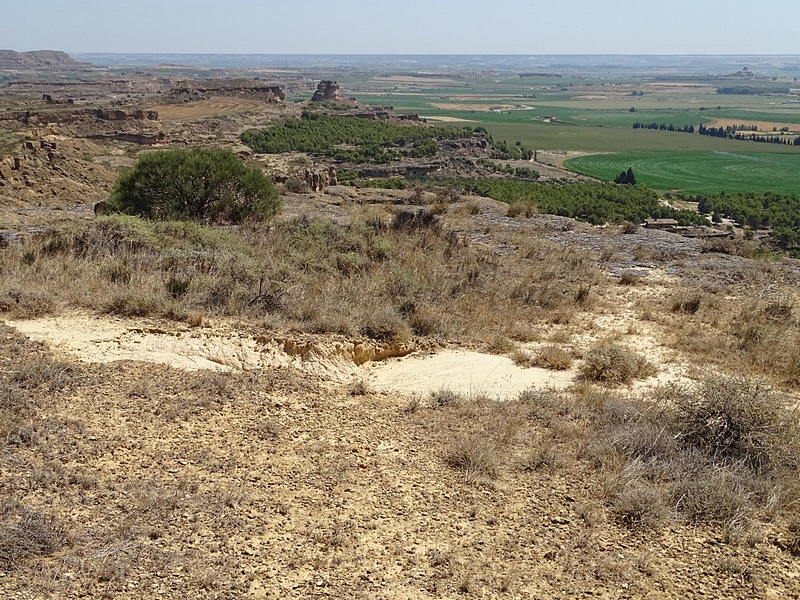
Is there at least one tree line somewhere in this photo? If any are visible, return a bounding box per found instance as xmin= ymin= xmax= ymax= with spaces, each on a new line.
xmin=698 ymin=124 xmax=800 ymax=146
xmin=425 ymin=178 xmax=707 ymax=226
xmin=632 ymin=122 xmax=800 ymax=146
xmin=716 ymin=87 xmax=790 ymax=95
xmin=633 ymin=122 xmax=695 ymax=133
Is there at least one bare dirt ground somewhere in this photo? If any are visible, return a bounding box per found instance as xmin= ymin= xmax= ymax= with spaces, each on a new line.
xmin=3 ymin=282 xmax=800 ymax=598
xmin=138 ymin=98 xmax=271 ymax=121
xmin=4 ymin=211 xmax=800 ymax=598
xmin=532 ymin=150 xmax=601 ymax=181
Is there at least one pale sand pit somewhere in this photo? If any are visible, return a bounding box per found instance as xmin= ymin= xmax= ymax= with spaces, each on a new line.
xmin=5 ymin=314 xmax=379 ymax=380
xmin=367 ymin=350 xmax=576 ymax=399
xmin=9 ymin=315 xmax=266 ymax=371
xmin=7 ymin=314 xmax=577 ymax=396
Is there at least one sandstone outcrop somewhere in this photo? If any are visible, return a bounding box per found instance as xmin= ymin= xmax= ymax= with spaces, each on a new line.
xmin=303 ymin=166 xmax=337 ymax=191
xmin=1 ymin=108 xmax=158 ymax=125
xmin=311 ymin=81 xmax=341 ymax=102
xmin=86 ymin=132 xmax=166 ymax=145
xmin=95 ymin=108 xmax=159 ymax=121
xmin=277 ymin=166 xmax=338 ymax=193
xmin=42 ymin=94 xmax=75 ymax=105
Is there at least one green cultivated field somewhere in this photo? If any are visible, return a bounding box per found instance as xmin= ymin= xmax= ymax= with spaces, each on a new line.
xmin=565 ymin=151 xmax=800 ymax=195
xmin=351 ymin=70 xmax=800 ymax=194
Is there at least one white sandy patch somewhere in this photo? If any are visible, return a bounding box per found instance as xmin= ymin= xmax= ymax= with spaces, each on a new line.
xmin=5 ymin=314 xmax=399 ymax=380
xmin=9 ymin=314 xmax=274 ymax=372
xmin=9 ymin=315 xmax=574 ymax=397
xmin=366 ymin=350 xmax=575 ymax=400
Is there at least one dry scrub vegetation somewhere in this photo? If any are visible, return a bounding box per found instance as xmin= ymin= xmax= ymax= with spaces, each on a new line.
xmin=0 ymin=209 xmax=600 ymax=348
xmin=3 ymin=193 xmax=800 ymax=597
xmin=637 ymin=284 xmax=800 ymax=387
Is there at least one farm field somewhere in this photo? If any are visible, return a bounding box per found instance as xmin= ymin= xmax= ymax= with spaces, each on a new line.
xmin=564 ymin=150 xmax=800 ymax=195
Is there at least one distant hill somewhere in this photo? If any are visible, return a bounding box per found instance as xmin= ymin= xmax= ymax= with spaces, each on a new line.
xmin=0 ymin=50 xmax=87 ymax=69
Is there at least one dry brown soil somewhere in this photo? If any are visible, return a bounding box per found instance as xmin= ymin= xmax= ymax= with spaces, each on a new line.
xmin=138 ymin=98 xmax=270 ymax=121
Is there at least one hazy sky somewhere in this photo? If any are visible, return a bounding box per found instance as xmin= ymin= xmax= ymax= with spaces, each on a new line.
xmin=5 ymin=0 xmax=799 ymax=55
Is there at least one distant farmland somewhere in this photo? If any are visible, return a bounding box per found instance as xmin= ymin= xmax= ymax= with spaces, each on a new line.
xmin=564 ymin=151 xmax=800 ymax=195
xmin=352 ymin=70 xmax=800 ymax=195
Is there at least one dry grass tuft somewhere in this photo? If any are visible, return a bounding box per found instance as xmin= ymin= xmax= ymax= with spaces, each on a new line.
xmin=360 ymin=309 xmax=411 ymax=342
xmin=507 ymin=202 xmax=536 ymax=218
xmin=672 ymin=291 xmax=702 ymax=314
xmin=586 ymin=375 xmax=800 ymax=531
xmin=0 ymin=288 xmax=55 ymax=318
xmin=669 ymin=376 xmax=799 ymax=472
xmin=610 ymin=481 xmax=669 ymax=529
xmin=444 ymin=434 xmax=501 ymax=481
xmin=513 ymin=345 xmax=574 ymax=371
xmin=0 ymin=508 xmax=64 ymax=563
xmin=580 ymin=345 xmax=656 ymax=385
xmin=701 ymin=237 xmax=757 ymax=258
xmin=532 ymin=345 xmax=574 ymax=371
xmin=391 ymin=207 xmax=440 ymax=232
xmin=785 ymin=519 xmax=800 ymax=556
xmin=618 ymin=272 xmax=642 ymax=286
xmin=430 ymin=388 xmax=464 ymax=408
xmin=348 ymin=379 xmax=372 ymax=396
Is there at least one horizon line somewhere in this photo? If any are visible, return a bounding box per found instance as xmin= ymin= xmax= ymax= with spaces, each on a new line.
xmin=67 ymin=52 xmax=800 ymax=57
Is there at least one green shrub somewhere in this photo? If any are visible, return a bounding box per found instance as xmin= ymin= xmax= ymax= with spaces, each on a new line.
xmin=108 ymin=148 xmax=280 ymax=223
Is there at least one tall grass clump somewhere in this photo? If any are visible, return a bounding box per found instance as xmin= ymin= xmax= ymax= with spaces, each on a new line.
xmin=585 ymin=375 xmax=800 ymax=534
xmin=580 ymin=344 xmax=656 ymax=385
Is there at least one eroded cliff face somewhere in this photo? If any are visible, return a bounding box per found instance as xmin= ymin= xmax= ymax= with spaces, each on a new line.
xmin=170 ymin=79 xmax=286 ymax=103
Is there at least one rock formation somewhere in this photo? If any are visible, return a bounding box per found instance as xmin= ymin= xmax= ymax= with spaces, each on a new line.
xmin=311 ymin=81 xmax=341 ymax=102
xmin=303 ymin=166 xmax=337 ymax=192
xmin=95 ymin=108 xmax=159 ymax=121
xmin=86 ymin=132 xmax=166 ymax=145
xmin=2 ymin=108 xmax=158 ymax=125
xmin=278 ymin=166 xmax=338 ymax=193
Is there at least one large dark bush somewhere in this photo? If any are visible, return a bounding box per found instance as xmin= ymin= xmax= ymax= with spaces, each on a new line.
xmin=108 ymin=148 xmax=280 ymax=223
